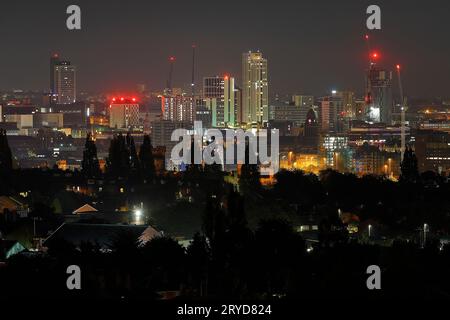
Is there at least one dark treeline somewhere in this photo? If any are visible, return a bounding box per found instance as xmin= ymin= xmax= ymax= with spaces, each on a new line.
xmin=1 ymin=133 xmax=450 ymax=299
xmin=2 ymin=190 xmax=450 ymax=300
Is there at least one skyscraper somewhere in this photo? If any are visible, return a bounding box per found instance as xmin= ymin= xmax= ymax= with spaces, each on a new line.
xmin=366 ymin=65 xmax=393 ymax=124
xmin=320 ymin=92 xmax=347 ymax=133
xmin=242 ymin=51 xmax=268 ymax=125
xmin=202 ymin=76 xmax=238 ymax=127
xmin=223 ymin=76 xmax=235 ymax=126
xmin=54 ymin=60 xmax=76 ymax=104
xmin=203 ymin=76 xmax=224 ymax=99
xmin=161 ymin=94 xmax=195 ymax=123
xmin=50 ymin=54 xmax=59 ymax=95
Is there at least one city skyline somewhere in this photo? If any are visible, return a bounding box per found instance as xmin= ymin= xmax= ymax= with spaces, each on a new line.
xmin=1 ymin=0 xmax=450 ymax=98
xmin=2 ymin=1 xmax=450 ymax=304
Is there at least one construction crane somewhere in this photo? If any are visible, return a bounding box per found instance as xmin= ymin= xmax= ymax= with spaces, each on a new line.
xmin=166 ymin=56 xmax=176 ymax=93
xmin=364 ymin=34 xmax=377 ymax=120
xmin=191 ymin=44 xmax=196 ymax=96
xmin=396 ymin=64 xmax=407 ymax=161
xmin=365 ymin=34 xmax=372 ymax=64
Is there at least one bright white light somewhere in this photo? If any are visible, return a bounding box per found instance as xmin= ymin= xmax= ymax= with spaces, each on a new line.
xmin=134 ymin=209 xmax=142 ymax=218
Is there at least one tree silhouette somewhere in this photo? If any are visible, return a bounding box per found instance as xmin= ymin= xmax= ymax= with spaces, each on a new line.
xmin=127 ymin=133 xmax=140 ymax=175
xmin=81 ymin=133 xmax=101 ymax=178
xmin=186 ymin=232 xmax=210 ymax=296
xmin=107 ymin=133 xmax=131 ymax=178
xmin=139 ymin=135 xmax=156 ymax=180
xmin=0 ymin=129 xmax=13 ymax=174
xmin=239 ymin=142 xmax=260 ymax=195
xmin=141 ymin=236 xmax=186 ymax=291
xmin=400 ymin=147 xmax=419 ymax=183
xmin=257 ymin=219 xmax=302 ymax=295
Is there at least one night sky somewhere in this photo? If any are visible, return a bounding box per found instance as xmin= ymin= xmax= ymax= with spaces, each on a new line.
xmin=1 ymin=0 xmax=449 ymax=98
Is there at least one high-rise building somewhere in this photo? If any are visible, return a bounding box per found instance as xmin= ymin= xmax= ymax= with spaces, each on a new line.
xmin=202 ymin=76 xmax=238 ymax=127
xmin=54 ymin=60 xmax=76 ymax=104
xmin=109 ymin=97 xmax=140 ymax=129
xmin=415 ymin=129 xmax=450 ymax=174
xmin=203 ymin=77 xmax=224 ymax=99
xmin=204 ymin=98 xmax=221 ymax=127
xmin=292 ymin=95 xmax=314 ymax=125
xmin=194 ymin=97 xmax=212 ymax=128
xmin=161 ymin=94 xmax=195 ymax=123
xmin=338 ymin=91 xmax=354 ymax=119
xmin=50 ymin=54 xmax=59 ymax=96
xmin=320 ymin=92 xmax=347 ymax=133
xmin=322 ymin=135 xmax=352 ymax=172
xmin=365 ymin=64 xmax=393 ymax=124
xmin=151 ymin=119 xmax=193 ymax=169
xmin=242 ymin=51 xmax=268 ymax=125
xmin=223 ymin=76 xmax=236 ymax=126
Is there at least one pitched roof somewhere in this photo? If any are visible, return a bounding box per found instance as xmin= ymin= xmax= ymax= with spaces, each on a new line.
xmin=43 ymin=223 xmax=161 ymax=249
xmin=0 ymin=196 xmax=24 ymax=212
xmin=73 ymin=204 xmax=98 ymax=214
xmin=0 ymin=240 xmax=26 ymax=260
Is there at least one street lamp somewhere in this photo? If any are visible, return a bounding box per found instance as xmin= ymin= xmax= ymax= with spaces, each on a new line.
xmin=388 ymin=158 xmax=392 ymax=176
xmin=134 ymin=209 xmax=142 ymax=219
xmin=423 ymin=223 xmax=429 ymax=248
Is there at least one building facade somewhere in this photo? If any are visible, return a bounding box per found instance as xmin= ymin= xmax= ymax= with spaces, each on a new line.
xmin=203 ymin=76 xmax=238 ymax=127
xmin=161 ymin=94 xmax=195 ymax=123
xmin=54 ymin=60 xmax=76 ymax=104
xmin=109 ymin=98 xmax=140 ymax=129
xmin=366 ymin=65 xmax=393 ymax=124
xmin=242 ymin=51 xmax=268 ymax=125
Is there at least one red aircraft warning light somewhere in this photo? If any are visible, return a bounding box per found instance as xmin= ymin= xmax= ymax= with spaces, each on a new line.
xmin=396 ymin=64 xmax=401 ymax=70
xmin=132 ymin=97 xmax=136 ymax=102
xmin=371 ymin=52 xmax=379 ymax=59
xmin=169 ymin=56 xmax=176 ymax=62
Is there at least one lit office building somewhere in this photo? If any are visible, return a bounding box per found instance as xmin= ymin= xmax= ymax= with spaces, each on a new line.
xmin=242 ymin=51 xmax=268 ymax=125
xmin=203 ymin=76 xmax=238 ymax=127
xmin=322 ymin=135 xmax=352 ymax=172
xmin=53 ymin=60 xmax=76 ymax=104
xmin=415 ymin=129 xmax=450 ymax=174
xmin=109 ymin=97 xmax=140 ymax=129
xmin=353 ymin=143 xmax=400 ymax=177
xmin=194 ymin=97 xmax=212 ymax=128
xmin=269 ymin=103 xmax=305 ymax=128
xmin=161 ymin=94 xmax=195 ymax=123
xmin=320 ymin=92 xmax=347 ymax=133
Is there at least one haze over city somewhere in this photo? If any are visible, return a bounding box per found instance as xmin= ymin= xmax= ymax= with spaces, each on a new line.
xmin=1 ymin=0 xmax=450 ymax=98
